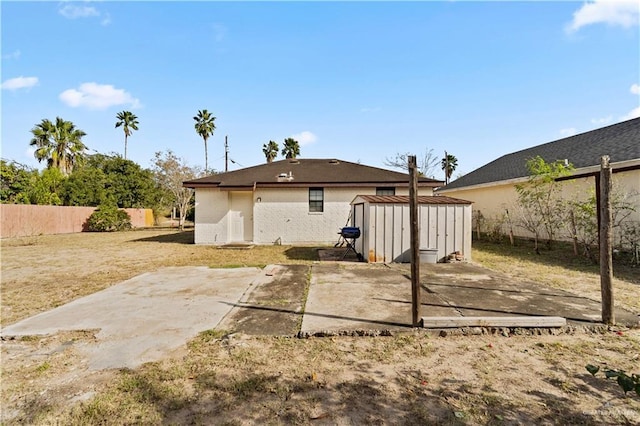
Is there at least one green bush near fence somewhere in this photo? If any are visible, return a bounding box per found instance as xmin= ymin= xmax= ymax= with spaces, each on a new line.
xmin=86 ymin=204 xmax=132 ymax=232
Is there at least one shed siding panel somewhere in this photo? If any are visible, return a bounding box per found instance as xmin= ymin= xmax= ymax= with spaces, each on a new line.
xmin=392 ymin=204 xmax=404 ymax=262
xmin=353 ymin=199 xmax=471 ymax=263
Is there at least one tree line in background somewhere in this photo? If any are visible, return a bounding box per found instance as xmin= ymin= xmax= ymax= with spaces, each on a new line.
xmin=5 ymin=111 xmax=465 ymax=230
xmin=474 ymin=156 xmax=639 ymax=265
xmin=2 ymin=113 xmax=203 ymax=229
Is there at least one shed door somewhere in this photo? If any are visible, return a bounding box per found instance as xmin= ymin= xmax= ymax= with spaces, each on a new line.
xmin=229 ymin=192 xmax=253 ymax=242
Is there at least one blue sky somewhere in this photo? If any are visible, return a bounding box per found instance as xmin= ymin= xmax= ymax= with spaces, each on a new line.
xmin=2 ymin=1 xmax=639 ymax=180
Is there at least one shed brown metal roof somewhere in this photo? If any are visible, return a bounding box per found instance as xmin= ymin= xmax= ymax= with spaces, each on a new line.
xmin=353 ymin=195 xmax=472 ymax=204
xmin=184 ymin=158 xmax=443 ymax=189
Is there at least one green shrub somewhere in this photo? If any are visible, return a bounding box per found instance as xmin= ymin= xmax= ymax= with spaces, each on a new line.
xmin=86 ymin=205 xmax=132 ymax=232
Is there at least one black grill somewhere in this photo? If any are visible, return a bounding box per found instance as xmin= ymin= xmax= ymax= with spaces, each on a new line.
xmin=337 ymin=227 xmax=363 ymax=261
xmin=339 ymin=227 xmax=361 ymax=239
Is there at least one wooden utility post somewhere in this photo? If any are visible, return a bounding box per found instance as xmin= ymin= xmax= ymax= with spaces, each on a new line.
xmin=409 ymin=155 xmax=421 ymax=327
xmin=225 ymin=136 xmax=229 ymax=172
xmin=599 ymin=155 xmax=614 ymax=324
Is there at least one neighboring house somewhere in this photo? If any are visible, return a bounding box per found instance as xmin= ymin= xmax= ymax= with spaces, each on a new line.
xmin=437 ymin=117 xmax=640 ymax=239
xmin=183 ymin=158 xmax=443 ymax=245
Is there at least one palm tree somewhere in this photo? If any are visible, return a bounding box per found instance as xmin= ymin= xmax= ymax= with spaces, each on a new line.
xmin=441 ymin=152 xmax=458 ymax=185
xmin=262 ymin=140 xmax=279 ymax=163
xmin=29 ymin=117 xmax=88 ymax=176
xmin=281 ymin=138 xmax=300 ymax=159
xmin=115 ymin=110 xmax=139 ymax=160
xmin=193 ymin=109 xmax=216 ymax=172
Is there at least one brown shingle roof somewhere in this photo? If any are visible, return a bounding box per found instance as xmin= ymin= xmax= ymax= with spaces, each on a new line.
xmin=184 ymin=158 xmax=443 ymax=189
xmin=354 ymin=195 xmax=472 ymax=204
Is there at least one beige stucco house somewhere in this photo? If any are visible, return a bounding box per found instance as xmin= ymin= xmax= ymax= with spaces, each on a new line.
xmin=437 ymin=117 xmax=640 ymax=241
xmin=184 ymin=158 xmax=442 ymax=245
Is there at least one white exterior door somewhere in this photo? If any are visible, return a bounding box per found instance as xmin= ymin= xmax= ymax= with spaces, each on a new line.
xmin=229 ymin=192 xmax=253 ymax=242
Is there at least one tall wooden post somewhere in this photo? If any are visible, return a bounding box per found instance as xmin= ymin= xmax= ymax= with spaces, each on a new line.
xmin=599 ymin=155 xmax=614 ymax=324
xmin=225 ymin=136 xmax=229 ymax=172
xmin=409 ymin=155 xmax=421 ymax=327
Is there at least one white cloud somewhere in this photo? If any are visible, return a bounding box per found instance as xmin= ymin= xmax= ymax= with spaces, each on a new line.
xmin=59 ymin=82 xmax=141 ymax=110
xmin=631 ymin=83 xmax=640 ymax=95
xmin=58 ymin=4 xmax=100 ymax=19
xmin=620 ymin=106 xmax=640 ymax=121
xmin=1 ymin=76 xmax=38 ymax=91
xmin=2 ymin=49 xmax=21 ymax=60
xmin=566 ymin=0 xmax=639 ymax=33
xmin=591 ymin=115 xmax=613 ymax=125
xmin=58 ymin=2 xmax=111 ymax=25
xmin=559 ymin=128 xmax=577 ymax=137
xmin=291 ymin=131 xmax=317 ymax=146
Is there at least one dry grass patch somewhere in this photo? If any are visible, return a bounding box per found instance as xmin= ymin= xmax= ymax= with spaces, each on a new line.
xmin=1 ymin=229 xmax=320 ymax=326
xmin=5 ymin=331 xmax=638 ymax=425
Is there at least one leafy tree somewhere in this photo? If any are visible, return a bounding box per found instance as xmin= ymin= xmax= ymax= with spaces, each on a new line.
xmin=61 ymin=154 xmax=161 ymax=210
xmin=60 ymin=167 xmax=109 ymax=207
xmin=441 ymin=153 xmax=458 ymax=185
xmin=0 ymin=160 xmax=36 ymax=203
xmin=193 ymin=109 xmax=216 ymax=172
xmin=98 ymin=155 xmax=158 ymax=208
xmin=515 ymin=156 xmax=573 ymax=250
xmin=152 ymin=150 xmax=201 ymax=230
xmin=27 ymin=168 xmax=66 ymax=205
xmin=263 ymin=140 xmax=279 ymax=163
xmin=384 ymin=149 xmax=439 ymax=177
xmin=281 ymin=138 xmax=300 ymax=159
xmin=115 ymin=111 xmax=139 ymax=160
xmin=29 ymin=117 xmax=88 ymax=176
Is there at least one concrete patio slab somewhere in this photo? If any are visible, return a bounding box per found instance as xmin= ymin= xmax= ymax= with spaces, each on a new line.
xmin=300 ymin=262 xmax=639 ymax=335
xmin=1 ymin=267 xmax=262 ymax=370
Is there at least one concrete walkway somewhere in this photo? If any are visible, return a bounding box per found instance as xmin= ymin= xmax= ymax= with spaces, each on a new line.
xmin=1 ymin=267 xmax=262 ymax=370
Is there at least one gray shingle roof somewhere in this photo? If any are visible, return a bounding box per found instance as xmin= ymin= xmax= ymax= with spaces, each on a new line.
xmin=184 ymin=158 xmax=443 ymax=189
xmin=441 ymin=117 xmax=640 ymax=191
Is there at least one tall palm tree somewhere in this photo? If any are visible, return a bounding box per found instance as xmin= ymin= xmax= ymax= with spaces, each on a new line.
xmin=281 ymin=138 xmax=300 ymax=159
xmin=29 ymin=117 xmax=88 ymax=176
xmin=193 ymin=109 xmax=216 ymax=172
xmin=115 ymin=110 xmax=139 ymax=160
xmin=262 ymin=140 xmax=279 ymax=163
xmin=441 ymin=152 xmax=458 ymax=185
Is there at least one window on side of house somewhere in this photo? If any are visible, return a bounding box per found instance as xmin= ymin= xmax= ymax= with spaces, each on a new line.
xmin=309 ymin=188 xmax=324 ymax=212
xmin=376 ymin=187 xmax=395 ymax=196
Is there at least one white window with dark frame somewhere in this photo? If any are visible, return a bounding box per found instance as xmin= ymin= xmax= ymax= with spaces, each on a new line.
xmin=376 ymin=187 xmax=395 ymax=196
xmin=309 ymin=188 xmax=324 ymax=212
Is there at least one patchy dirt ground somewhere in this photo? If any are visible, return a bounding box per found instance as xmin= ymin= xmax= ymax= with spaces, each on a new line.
xmin=3 ymin=329 xmax=639 ymax=425
xmin=2 ymin=230 xmax=639 ymax=424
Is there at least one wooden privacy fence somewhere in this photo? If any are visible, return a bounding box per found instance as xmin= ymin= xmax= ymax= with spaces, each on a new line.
xmin=0 ymin=204 xmax=154 ymax=238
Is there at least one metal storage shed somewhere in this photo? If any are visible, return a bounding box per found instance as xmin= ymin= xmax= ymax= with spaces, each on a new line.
xmin=350 ymin=195 xmax=473 ymax=263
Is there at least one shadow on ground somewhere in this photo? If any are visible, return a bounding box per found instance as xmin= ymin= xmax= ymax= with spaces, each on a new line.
xmin=284 ymin=246 xmax=320 ymax=261
xmin=131 ymin=230 xmax=195 ymax=244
